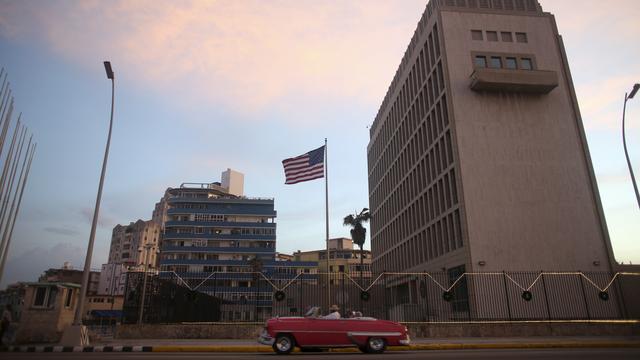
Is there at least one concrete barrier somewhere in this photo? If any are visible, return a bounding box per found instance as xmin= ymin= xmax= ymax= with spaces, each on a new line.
xmin=114 ymin=321 xmax=639 ymax=340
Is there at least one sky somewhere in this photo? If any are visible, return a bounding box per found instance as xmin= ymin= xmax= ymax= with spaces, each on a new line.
xmin=0 ymin=0 xmax=639 ymax=288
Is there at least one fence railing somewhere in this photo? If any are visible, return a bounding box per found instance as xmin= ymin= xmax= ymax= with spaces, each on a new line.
xmin=121 ymin=271 xmax=639 ymax=324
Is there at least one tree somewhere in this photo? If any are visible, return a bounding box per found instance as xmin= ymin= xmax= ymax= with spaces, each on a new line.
xmin=343 ymin=208 xmax=371 ymax=286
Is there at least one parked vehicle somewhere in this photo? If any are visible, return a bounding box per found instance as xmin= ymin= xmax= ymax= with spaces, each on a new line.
xmin=258 ymin=308 xmax=410 ymax=354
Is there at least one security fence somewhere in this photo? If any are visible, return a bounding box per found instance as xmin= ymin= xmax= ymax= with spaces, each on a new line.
xmin=122 ymin=271 xmax=639 ymax=324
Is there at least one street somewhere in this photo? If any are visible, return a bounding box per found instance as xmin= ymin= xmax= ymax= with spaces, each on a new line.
xmin=2 ymin=349 xmax=640 ymax=360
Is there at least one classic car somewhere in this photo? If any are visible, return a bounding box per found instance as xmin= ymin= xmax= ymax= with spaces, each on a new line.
xmin=258 ymin=308 xmax=410 ymax=354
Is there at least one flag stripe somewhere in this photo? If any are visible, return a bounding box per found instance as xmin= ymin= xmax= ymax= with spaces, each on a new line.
xmin=282 ymin=146 xmax=325 ymax=185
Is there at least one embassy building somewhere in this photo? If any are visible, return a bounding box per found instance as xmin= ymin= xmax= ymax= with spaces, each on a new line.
xmin=367 ymin=0 xmax=616 ymax=275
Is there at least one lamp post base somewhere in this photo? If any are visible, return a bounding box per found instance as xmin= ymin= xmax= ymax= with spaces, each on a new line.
xmin=60 ymin=324 xmax=90 ymax=346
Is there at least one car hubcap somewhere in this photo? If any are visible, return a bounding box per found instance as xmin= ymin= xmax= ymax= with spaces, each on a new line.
xmin=276 ymin=338 xmax=291 ymax=352
xmin=369 ymin=338 xmax=384 ymax=351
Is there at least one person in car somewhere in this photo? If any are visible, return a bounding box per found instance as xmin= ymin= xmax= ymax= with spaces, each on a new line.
xmin=323 ymin=304 xmax=341 ymax=319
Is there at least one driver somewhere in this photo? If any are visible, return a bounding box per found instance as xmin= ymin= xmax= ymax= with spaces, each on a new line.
xmin=323 ymin=304 xmax=341 ymax=319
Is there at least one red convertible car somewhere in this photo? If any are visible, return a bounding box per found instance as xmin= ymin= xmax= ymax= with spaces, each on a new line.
xmin=258 ymin=309 xmax=410 ymax=354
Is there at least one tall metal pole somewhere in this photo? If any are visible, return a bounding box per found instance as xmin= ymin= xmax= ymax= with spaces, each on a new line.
xmin=324 ymin=138 xmax=330 ymax=309
xmin=622 ymin=91 xmax=640 ymax=209
xmin=73 ymin=62 xmax=115 ymax=325
xmin=0 ymin=142 xmax=35 ymax=281
xmin=138 ymin=245 xmax=152 ymax=324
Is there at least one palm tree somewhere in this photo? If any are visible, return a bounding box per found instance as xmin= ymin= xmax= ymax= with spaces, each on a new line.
xmin=343 ymin=208 xmax=371 ymax=286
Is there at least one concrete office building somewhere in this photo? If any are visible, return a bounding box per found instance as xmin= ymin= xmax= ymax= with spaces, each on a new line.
xmin=367 ymin=0 xmax=615 ymax=275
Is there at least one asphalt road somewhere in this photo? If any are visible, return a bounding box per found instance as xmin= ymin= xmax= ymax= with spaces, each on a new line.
xmin=2 ymin=349 xmax=640 ymax=360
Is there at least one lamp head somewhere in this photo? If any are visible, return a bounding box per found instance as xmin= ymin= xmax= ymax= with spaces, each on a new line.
xmin=629 ymin=83 xmax=640 ymax=99
xmin=103 ymin=61 xmax=114 ymax=80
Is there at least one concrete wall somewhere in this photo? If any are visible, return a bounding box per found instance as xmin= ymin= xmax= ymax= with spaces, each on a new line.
xmin=440 ymin=9 xmax=613 ymax=272
xmin=114 ymin=322 xmax=639 ymax=340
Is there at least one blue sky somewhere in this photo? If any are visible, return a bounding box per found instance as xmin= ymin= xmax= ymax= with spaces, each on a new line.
xmin=0 ymin=0 xmax=638 ymax=288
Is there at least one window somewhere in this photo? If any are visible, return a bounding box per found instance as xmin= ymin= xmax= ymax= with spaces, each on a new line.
xmin=47 ymin=287 xmax=58 ymax=308
xmin=489 ymin=56 xmax=502 ymax=69
xmin=33 ymin=287 xmax=48 ymax=307
xmin=521 ymin=58 xmax=533 ymax=70
xmin=501 ymin=32 xmax=513 ymax=42
xmin=471 ymin=30 xmax=483 ymax=40
xmin=505 ymin=57 xmax=517 ymax=69
xmin=486 ymin=31 xmax=498 ymax=41
xmin=474 ymin=56 xmax=487 ymax=68
xmin=516 ymin=32 xmax=528 ymax=43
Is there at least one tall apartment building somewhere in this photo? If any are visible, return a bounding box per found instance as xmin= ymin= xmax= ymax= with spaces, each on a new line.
xmin=367 ymin=0 xmax=615 ymax=275
xmin=157 ymin=169 xmax=316 ymax=320
xmin=107 ymin=219 xmax=161 ymax=268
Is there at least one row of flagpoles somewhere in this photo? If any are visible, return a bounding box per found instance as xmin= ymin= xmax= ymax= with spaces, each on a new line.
xmin=0 ymin=68 xmax=37 ymax=284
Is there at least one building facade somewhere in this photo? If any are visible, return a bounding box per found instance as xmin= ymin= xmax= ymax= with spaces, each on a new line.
xmin=107 ymin=220 xmax=161 ymax=268
xmin=156 ymin=169 xmax=316 ymax=321
xmin=367 ymin=0 xmax=615 ymax=275
xmin=293 ymin=238 xmax=372 ymax=277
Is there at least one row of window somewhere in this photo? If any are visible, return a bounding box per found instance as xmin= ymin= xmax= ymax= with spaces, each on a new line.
xmin=374 ymin=209 xmax=463 ymax=273
xmin=32 ymin=287 xmax=74 ymax=309
xmin=474 ymin=54 xmax=534 ymax=70
xmin=167 ymin=227 xmax=275 ymax=236
xmin=373 ymin=167 xmax=460 ymax=262
xmin=368 ymin=23 xmax=442 ymax=173
xmin=471 ymin=30 xmax=527 ymax=43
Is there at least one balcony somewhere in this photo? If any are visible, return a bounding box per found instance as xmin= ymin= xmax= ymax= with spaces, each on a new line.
xmin=470 ymin=68 xmax=558 ymax=94
xmin=162 ymin=232 xmax=275 ymax=241
xmin=161 ymin=246 xmax=275 ymax=254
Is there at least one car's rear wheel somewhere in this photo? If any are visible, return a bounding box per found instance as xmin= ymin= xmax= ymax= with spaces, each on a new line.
xmin=273 ymin=334 xmax=295 ymax=355
xmin=366 ymin=337 xmax=386 ymax=354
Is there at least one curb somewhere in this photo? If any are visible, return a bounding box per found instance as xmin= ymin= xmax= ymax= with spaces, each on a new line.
xmin=1 ymin=345 xmax=153 ymax=353
xmin=2 ymin=342 xmax=639 ymax=353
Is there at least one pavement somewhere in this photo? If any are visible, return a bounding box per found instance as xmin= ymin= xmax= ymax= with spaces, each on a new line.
xmin=2 ymin=336 xmax=639 ymax=353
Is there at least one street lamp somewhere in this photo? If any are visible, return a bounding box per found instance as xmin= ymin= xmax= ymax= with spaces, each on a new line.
xmin=62 ymin=61 xmax=115 ymax=346
xmin=138 ymin=244 xmax=157 ymax=325
xmin=622 ymin=83 xmax=640 ymax=209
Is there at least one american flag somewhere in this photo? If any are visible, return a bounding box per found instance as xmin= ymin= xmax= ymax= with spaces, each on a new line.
xmin=282 ymin=146 xmax=325 ymax=185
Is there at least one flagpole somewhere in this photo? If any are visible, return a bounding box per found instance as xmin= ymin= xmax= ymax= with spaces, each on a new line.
xmin=324 ymin=138 xmax=330 ymax=310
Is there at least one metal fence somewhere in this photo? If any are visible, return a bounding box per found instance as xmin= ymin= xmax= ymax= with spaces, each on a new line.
xmin=122 ymin=271 xmax=639 ymax=323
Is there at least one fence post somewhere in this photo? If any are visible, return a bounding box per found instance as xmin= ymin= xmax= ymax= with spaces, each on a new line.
xmin=578 ymin=272 xmax=591 ymax=320
xmin=540 ymin=271 xmax=552 ymax=320
xmin=383 ymin=272 xmax=388 ymax=320
xmin=502 ymin=271 xmax=512 ymax=321
xmin=423 ymin=274 xmax=430 ymax=322
xmin=614 ymin=273 xmax=628 ymax=319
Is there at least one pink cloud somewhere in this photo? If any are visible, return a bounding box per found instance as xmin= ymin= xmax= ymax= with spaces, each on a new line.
xmin=0 ymin=0 xmax=425 ymax=123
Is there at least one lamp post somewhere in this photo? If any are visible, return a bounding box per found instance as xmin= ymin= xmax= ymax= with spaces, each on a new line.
xmin=63 ymin=62 xmax=115 ymax=346
xmin=138 ymin=244 xmax=156 ymax=325
xmin=622 ymin=83 xmax=640 ymax=209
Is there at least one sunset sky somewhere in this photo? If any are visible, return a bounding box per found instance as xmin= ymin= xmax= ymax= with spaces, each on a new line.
xmin=0 ymin=0 xmax=638 ymax=287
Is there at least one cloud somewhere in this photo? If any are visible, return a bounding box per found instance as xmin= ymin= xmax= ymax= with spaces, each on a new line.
xmin=80 ymin=207 xmax=116 ymax=228
xmin=43 ymin=226 xmax=80 ymax=237
xmin=0 ymin=0 xmax=425 ymax=123
xmin=1 ymin=242 xmax=86 ymax=288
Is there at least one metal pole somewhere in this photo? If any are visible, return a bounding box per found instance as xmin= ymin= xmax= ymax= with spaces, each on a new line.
xmin=324 ymin=138 xmax=330 ymax=309
xmin=578 ymin=272 xmax=591 ymax=320
xmin=73 ymin=68 xmax=115 ymax=325
xmin=622 ymin=94 xmax=640 ymax=209
xmin=502 ymin=271 xmax=512 ymax=321
xmin=0 ymin=142 xmax=34 ymax=282
xmin=540 ymin=271 xmax=552 ymax=320
xmin=138 ymin=246 xmax=151 ymax=324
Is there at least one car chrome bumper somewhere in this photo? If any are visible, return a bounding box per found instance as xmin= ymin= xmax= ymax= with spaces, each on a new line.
xmin=258 ymin=329 xmax=274 ymax=346
xmin=399 ymin=335 xmax=411 ymax=345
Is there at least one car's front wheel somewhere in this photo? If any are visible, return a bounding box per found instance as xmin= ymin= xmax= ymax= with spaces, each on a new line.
xmin=366 ymin=337 xmax=386 ymax=354
xmin=273 ymin=334 xmax=295 ymax=355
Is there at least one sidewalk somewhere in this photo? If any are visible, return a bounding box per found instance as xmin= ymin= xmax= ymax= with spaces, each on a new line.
xmin=3 ymin=336 xmax=638 ymax=353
